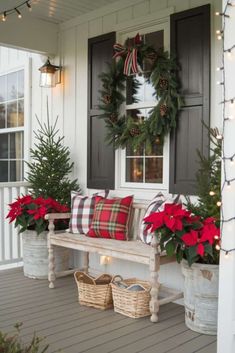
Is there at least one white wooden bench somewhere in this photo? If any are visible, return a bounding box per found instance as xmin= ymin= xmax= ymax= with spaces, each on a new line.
xmin=46 ymin=202 xmax=183 ymax=322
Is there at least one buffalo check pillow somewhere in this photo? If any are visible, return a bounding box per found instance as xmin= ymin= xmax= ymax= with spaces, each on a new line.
xmin=87 ymin=195 xmax=133 ymax=240
xmin=140 ymin=193 xmax=181 ymax=244
xmin=69 ymin=190 xmax=109 ymax=234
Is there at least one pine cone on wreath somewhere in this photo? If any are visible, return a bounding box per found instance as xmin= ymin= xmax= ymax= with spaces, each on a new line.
xmin=129 ymin=127 xmax=141 ymax=137
xmin=160 ymin=104 xmax=168 ymax=117
xmin=103 ymin=95 xmax=112 ymax=104
xmin=109 ymin=113 xmax=118 ymax=123
xmin=159 ymin=78 xmax=168 ymax=90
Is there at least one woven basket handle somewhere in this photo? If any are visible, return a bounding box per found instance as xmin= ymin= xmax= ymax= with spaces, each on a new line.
xmin=111 ymin=275 xmax=123 ymax=283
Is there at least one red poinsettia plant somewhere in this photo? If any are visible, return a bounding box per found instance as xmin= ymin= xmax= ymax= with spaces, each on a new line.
xmin=6 ymin=195 xmax=69 ymax=235
xmin=144 ymin=203 xmax=220 ymax=266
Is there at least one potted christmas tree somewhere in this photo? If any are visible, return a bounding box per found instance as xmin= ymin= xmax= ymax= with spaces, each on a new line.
xmin=7 ymin=104 xmax=80 ymax=279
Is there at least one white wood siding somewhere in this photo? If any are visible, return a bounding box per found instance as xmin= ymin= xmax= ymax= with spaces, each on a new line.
xmin=0 ymin=0 xmax=223 ymax=290
xmin=53 ymin=0 xmax=222 ymax=291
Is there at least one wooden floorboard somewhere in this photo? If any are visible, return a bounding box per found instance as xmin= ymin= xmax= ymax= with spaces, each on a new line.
xmin=0 ymin=268 xmax=217 ymax=353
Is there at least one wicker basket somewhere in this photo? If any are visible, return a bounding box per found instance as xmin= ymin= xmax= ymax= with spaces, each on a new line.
xmin=111 ymin=277 xmax=151 ymax=318
xmin=74 ymin=271 xmax=113 ymax=310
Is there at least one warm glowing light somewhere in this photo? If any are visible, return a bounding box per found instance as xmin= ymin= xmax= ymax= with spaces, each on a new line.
xmin=215 ymin=244 xmax=221 ymax=250
xmin=15 ymin=8 xmax=22 ymax=18
xmin=227 ymin=50 xmax=232 ymax=58
xmin=26 ymin=1 xmax=32 ymax=11
xmin=214 ymin=235 xmax=219 ymax=240
xmin=100 ymin=256 xmax=112 ymax=265
xmin=217 ymin=201 xmax=222 ymax=207
xmin=216 ymin=134 xmax=223 ymax=140
xmin=230 ymin=99 xmax=234 ymax=107
xmin=209 ymin=191 xmax=215 ymax=196
xmin=217 ymin=35 xmax=222 ymax=40
xmin=215 ymin=11 xmax=220 ymax=16
xmin=225 ymin=251 xmax=230 ymax=259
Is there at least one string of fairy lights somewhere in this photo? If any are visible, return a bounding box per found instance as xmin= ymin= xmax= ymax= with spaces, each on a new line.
xmin=214 ymin=0 xmax=235 ymax=258
xmin=0 ymin=1 xmax=32 ymax=22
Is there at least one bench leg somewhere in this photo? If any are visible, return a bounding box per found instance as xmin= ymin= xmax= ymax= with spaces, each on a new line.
xmin=48 ymin=219 xmax=56 ymax=289
xmin=150 ymin=235 xmax=160 ymax=322
xmin=83 ymin=252 xmax=89 ymax=273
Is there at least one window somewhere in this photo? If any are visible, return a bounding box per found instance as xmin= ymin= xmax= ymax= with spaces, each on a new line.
xmin=119 ymin=27 xmax=169 ymax=189
xmin=0 ymin=70 xmax=24 ymax=182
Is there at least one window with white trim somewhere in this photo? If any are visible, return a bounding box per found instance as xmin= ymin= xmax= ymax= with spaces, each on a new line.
xmin=119 ymin=27 xmax=169 ymax=189
xmin=0 ymin=70 xmax=24 ymax=182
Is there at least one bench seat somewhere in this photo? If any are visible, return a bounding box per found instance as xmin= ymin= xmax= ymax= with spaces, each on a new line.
xmin=50 ymin=232 xmax=172 ymax=266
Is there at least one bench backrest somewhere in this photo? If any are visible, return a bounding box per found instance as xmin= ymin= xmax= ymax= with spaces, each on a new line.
xmin=129 ymin=202 xmax=147 ymax=240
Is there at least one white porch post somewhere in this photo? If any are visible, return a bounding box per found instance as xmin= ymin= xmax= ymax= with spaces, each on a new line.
xmin=217 ymin=2 xmax=235 ymax=352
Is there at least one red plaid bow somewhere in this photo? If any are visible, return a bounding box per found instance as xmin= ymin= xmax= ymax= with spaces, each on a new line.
xmin=113 ymin=33 xmax=142 ymax=76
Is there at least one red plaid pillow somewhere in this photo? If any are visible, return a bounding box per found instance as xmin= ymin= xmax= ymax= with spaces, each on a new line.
xmin=87 ymin=195 xmax=133 ymax=240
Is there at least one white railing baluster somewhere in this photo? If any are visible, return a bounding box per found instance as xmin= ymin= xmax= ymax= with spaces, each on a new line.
xmin=0 ymin=182 xmax=29 ymax=267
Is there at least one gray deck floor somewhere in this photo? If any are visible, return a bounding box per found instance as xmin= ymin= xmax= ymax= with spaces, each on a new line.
xmin=0 ymin=268 xmax=217 ymax=353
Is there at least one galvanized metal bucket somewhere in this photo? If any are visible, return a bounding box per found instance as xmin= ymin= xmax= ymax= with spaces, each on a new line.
xmin=22 ymin=230 xmax=70 ymax=279
xmin=181 ymin=260 xmax=219 ymax=335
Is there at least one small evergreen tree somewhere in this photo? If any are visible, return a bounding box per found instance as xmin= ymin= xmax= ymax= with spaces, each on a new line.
xmin=26 ymin=105 xmax=80 ymax=208
xmin=186 ymin=127 xmax=222 ymax=264
xmin=187 ymin=127 xmax=221 ymax=222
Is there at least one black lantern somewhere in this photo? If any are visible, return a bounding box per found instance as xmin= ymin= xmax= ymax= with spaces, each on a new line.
xmin=39 ymin=58 xmax=62 ymax=88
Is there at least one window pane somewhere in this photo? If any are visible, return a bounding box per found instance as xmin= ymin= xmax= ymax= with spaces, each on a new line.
xmin=126 ymin=158 xmax=143 ymax=182
xmin=7 ymin=101 xmax=17 ymax=127
xmin=10 ymin=132 xmax=22 ymax=159
xmin=18 ymin=70 xmax=24 ymax=98
xmin=145 ymin=158 xmax=163 ymax=183
xmin=127 ymin=108 xmax=152 ymax=122
xmin=0 ymin=133 xmax=8 ymax=158
xmin=145 ymin=140 xmax=163 ymax=156
xmin=0 ymin=75 xmax=6 ymax=103
xmin=7 ymin=72 xmax=17 ymax=100
xmin=0 ymin=161 xmax=8 ymax=182
xmin=10 ymin=160 xmax=22 ymax=181
xmin=0 ymin=103 xmax=6 ymax=128
xmin=126 ymin=75 xmax=156 ymax=104
xmin=126 ymin=145 xmax=144 ymax=156
xmin=18 ymin=99 xmax=24 ymax=126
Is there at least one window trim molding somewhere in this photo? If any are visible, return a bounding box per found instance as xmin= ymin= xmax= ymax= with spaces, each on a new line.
xmin=115 ymin=20 xmax=170 ymax=194
xmin=0 ymin=58 xmax=31 ymax=183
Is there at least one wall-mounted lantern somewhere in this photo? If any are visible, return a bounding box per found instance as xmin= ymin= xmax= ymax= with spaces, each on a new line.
xmin=39 ymin=58 xmax=62 ymax=88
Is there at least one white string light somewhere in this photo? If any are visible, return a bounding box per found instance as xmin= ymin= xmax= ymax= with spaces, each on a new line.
xmin=215 ymin=1 xmax=235 ymax=257
xmin=0 ymin=1 xmax=32 ymax=22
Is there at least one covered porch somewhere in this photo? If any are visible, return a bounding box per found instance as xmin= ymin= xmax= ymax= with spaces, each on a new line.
xmin=0 ymin=268 xmax=216 ymax=353
xmin=0 ymin=0 xmax=235 ymax=352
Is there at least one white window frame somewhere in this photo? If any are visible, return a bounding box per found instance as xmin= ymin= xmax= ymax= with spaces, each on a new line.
xmin=0 ymin=58 xmax=31 ymax=184
xmin=115 ymin=21 xmax=170 ymax=193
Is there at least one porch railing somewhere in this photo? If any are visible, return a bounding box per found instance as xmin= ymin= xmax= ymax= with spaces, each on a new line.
xmin=0 ymin=181 xmax=29 ymax=266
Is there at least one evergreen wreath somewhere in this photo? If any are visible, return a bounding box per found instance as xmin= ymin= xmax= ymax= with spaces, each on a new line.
xmin=99 ymin=33 xmax=183 ymax=151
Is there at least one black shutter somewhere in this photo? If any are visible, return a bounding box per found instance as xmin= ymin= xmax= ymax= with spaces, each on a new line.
xmin=169 ymin=5 xmax=210 ymax=195
xmin=87 ymin=32 xmax=115 ymax=189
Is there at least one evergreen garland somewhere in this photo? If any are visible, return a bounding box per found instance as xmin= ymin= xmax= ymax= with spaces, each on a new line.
xmin=26 ymin=104 xmax=80 ymax=209
xmin=99 ymin=35 xmax=183 ymax=150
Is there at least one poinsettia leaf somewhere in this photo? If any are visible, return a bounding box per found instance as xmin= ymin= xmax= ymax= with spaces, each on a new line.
xmin=204 ymin=243 xmax=213 ymax=257
xmin=188 ymin=245 xmax=197 ymax=259
xmin=165 ymin=241 xmax=175 ymax=257
xmin=176 ymin=248 xmax=183 ymax=263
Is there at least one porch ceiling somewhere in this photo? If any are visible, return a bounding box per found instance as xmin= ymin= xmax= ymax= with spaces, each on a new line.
xmin=0 ymin=0 xmax=120 ymax=24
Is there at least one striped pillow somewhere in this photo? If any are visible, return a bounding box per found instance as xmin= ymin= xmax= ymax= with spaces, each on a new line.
xmin=87 ymin=195 xmax=133 ymax=240
xmin=69 ymin=190 xmax=109 ymax=234
xmin=140 ymin=193 xmax=181 ymax=244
